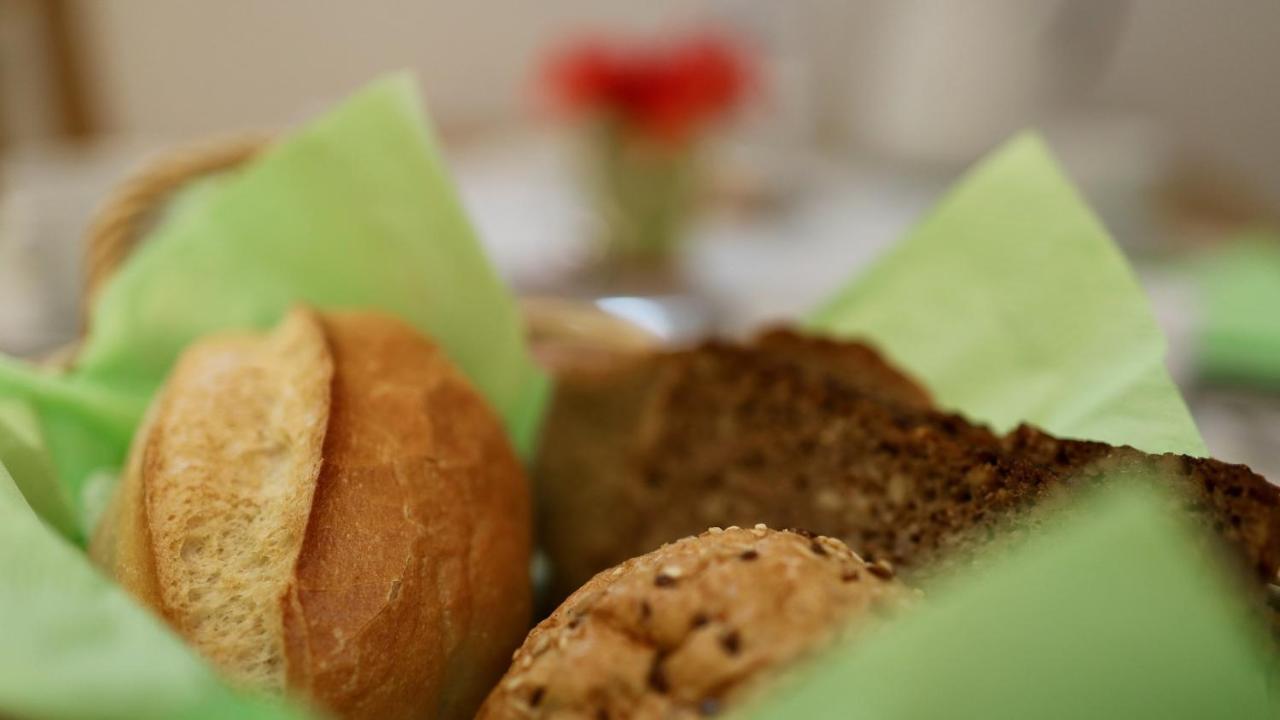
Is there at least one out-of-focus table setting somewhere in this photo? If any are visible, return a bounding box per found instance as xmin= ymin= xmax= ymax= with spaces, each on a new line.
xmin=3 ymin=122 xmax=1280 ymax=480
xmin=3 ymin=0 xmax=1279 ymax=478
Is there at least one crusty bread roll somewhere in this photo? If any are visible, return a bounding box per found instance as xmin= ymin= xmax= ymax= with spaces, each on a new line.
xmin=91 ymin=308 xmax=533 ymax=720
xmin=478 ymin=526 xmax=910 ymax=719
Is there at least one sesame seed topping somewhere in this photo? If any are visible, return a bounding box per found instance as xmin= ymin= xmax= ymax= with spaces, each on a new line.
xmin=868 ymin=560 xmax=895 ymax=580
xmin=709 ymin=526 xmax=724 ymax=534
xmin=754 ymin=523 xmax=767 ymax=530
xmin=841 ymin=569 xmax=860 ymax=582
xmin=660 ymin=565 xmax=684 ymax=578
xmin=726 ymin=525 xmax=741 ymax=532
xmin=809 ymin=539 xmax=828 ymax=556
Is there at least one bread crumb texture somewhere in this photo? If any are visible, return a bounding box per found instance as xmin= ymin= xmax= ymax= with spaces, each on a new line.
xmin=280 ymin=312 xmax=533 ymax=720
xmin=97 ymin=308 xmax=533 ymax=720
xmin=536 ymin=330 xmax=1280 ymax=621
xmin=143 ymin=309 xmax=333 ymax=690
xmin=478 ymin=527 xmax=908 ymax=720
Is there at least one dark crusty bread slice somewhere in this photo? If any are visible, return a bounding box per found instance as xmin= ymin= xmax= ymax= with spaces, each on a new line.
xmin=536 ymin=328 xmax=931 ymax=596
xmin=536 ymin=330 xmax=1280 ymax=617
xmin=478 ymin=526 xmax=910 ymax=720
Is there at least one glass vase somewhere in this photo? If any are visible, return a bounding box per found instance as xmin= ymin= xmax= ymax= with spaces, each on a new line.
xmin=584 ymin=121 xmax=698 ymax=292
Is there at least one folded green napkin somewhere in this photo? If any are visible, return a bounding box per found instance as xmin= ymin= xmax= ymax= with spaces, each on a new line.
xmin=809 ymin=134 xmax=1205 ymax=456
xmin=1188 ymin=232 xmax=1280 ymax=390
xmin=0 ymin=451 xmax=311 ymax=720
xmin=747 ymin=480 xmax=1277 ymax=720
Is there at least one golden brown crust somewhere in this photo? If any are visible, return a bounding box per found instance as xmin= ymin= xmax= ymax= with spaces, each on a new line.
xmin=281 ymin=312 xmax=532 ymax=720
xmin=478 ymin=527 xmax=909 ymax=720
xmin=145 ymin=310 xmax=333 ymax=689
xmin=89 ymin=404 xmax=164 ymax=612
xmin=752 ymin=328 xmax=933 ymax=409
xmin=93 ymin=309 xmax=532 ymax=719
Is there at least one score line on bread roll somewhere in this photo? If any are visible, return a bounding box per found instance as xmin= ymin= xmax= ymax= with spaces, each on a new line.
xmin=90 ymin=308 xmax=533 ymax=720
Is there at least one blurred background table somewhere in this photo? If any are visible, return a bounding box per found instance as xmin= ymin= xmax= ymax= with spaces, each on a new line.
xmin=2 ymin=0 xmax=1278 ymax=477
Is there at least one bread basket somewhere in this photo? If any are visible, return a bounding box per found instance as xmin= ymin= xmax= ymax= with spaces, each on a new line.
xmin=75 ymin=134 xmax=656 ymax=365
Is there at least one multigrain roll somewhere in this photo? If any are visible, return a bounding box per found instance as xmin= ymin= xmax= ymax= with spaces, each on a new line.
xmin=478 ymin=526 xmax=910 ymax=720
xmin=90 ymin=308 xmax=532 ymax=720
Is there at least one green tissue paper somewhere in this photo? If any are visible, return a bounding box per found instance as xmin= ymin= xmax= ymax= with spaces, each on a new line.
xmin=0 ymin=448 xmax=311 ymax=719
xmin=1189 ymin=232 xmax=1280 ymax=390
xmin=747 ymin=482 xmax=1277 ymax=720
xmin=809 ymin=134 xmax=1205 ymax=456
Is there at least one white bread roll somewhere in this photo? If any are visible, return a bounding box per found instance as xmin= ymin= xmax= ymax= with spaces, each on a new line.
xmin=91 ymin=308 xmax=533 ymax=719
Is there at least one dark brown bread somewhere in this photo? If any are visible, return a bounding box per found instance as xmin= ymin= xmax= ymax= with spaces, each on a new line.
xmin=536 ymin=328 xmax=931 ymax=598
xmin=478 ymin=527 xmax=910 ymax=720
xmin=536 ymin=330 xmax=1280 ymax=614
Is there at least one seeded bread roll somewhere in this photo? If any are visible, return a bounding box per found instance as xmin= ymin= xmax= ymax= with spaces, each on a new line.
xmin=90 ymin=308 xmax=533 ymax=720
xmin=477 ymin=527 xmax=909 ymax=720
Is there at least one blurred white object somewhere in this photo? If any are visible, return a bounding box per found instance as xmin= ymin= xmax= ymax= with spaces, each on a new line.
xmin=450 ymin=131 xmax=594 ymax=290
xmin=855 ymin=0 xmax=1133 ymax=167
xmin=0 ymin=143 xmax=149 ymax=356
xmin=858 ymin=1 xmax=1058 ymax=164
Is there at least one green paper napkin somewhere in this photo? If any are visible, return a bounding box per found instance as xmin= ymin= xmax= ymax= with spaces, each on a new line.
xmin=0 ymin=398 xmax=78 ymax=540
xmin=0 ymin=74 xmax=548 ymax=528
xmin=75 ymin=74 xmax=547 ymax=456
xmin=809 ymin=133 xmax=1205 ymax=456
xmin=1188 ymin=231 xmax=1280 ymax=390
xmin=747 ymin=481 xmax=1277 ymax=720
xmin=0 ymin=448 xmax=312 ymax=720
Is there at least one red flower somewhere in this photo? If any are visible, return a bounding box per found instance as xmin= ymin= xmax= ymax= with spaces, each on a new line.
xmin=543 ymin=31 xmax=754 ymax=144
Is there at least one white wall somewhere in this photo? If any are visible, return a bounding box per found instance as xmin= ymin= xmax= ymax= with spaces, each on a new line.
xmin=9 ymin=0 xmax=1280 ymax=204
xmin=1097 ymin=0 xmax=1280 ymax=204
xmin=75 ymin=0 xmax=711 ymax=141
